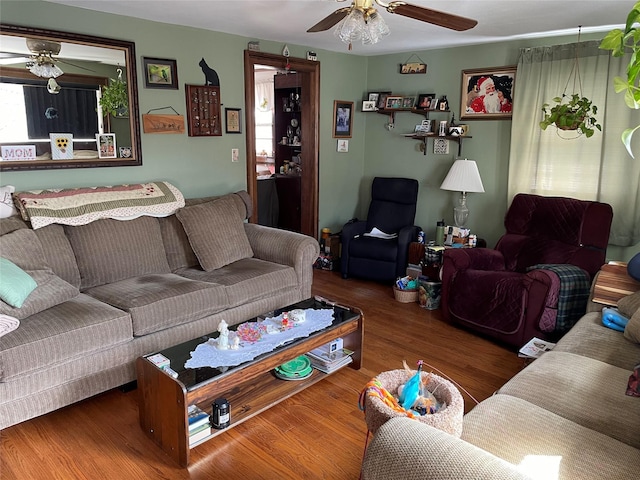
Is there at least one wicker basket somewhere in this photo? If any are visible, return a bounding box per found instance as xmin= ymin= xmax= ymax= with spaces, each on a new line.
xmin=393 ymin=286 xmax=418 ymax=303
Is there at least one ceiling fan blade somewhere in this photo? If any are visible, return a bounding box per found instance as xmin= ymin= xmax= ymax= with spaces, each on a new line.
xmin=58 ymin=58 xmax=97 ymax=73
xmin=307 ymin=7 xmax=352 ymax=33
xmin=386 ymin=2 xmax=477 ymax=31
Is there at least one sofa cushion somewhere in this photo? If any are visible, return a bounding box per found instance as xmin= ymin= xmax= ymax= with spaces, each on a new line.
xmin=0 ymin=258 xmax=37 ymax=307
xmin=624 ymin=309 xmax=640 ymax=343
xmin=618 ymin=290 xmax=640 ymax=318
xmin=0 ymin=293 xmax=132 ymax=381
xmin=65 ymin=217 xmax=171 ymax=289
xmin=158 ymin=214 xmax=199 ymax=271
xmin=554 ymin=312 xmax=640 ymax=369
xmin=176 ymin=195 xmax=253 ymax=271
xmin=34 ymin=224 xmax=81 ymax=288
xmin=84 ymin=273 xmax=229 ymax=336
xmin=0 ymin=229 xmax=79 ymax=319
xmin=462 ymin=394 xmax=640 ymax=480
xmin=497 ymin=351 xmax=640 ymax=449
xmin=176 ymin=257 xmax=297 ymax=307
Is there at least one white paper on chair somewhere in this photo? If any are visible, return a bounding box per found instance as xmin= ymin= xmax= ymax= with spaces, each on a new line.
xmin=363 ymin=227 xmax=397 ymax=239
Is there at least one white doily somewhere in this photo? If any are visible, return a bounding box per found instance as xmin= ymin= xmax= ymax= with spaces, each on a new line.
xmin=184 ymin=309 xmax=335 ymax=369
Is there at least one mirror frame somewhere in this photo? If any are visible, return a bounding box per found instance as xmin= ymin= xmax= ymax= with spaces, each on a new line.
xmin=0 ymin=24 xmax=142 ymax=171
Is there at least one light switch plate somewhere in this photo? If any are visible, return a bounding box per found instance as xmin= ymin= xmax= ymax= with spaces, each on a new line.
xmin=231 ymin=148 xmax=239 ymax=162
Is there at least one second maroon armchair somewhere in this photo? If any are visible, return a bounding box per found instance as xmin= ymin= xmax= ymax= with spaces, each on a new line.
xmin=441 ymin=193 xmax=613 ymax=348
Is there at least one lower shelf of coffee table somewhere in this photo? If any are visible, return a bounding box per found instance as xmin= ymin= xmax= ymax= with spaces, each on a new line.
xmin=137 ymin=308 xmax=362 ymax=467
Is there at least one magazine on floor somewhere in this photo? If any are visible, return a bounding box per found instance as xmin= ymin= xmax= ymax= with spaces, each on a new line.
xmin=518 ymin=337 xmax=556 ymax=359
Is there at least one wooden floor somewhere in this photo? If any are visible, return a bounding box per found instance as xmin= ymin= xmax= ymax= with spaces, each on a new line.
xmin=0 ymin=270 xmax=524 ymax=480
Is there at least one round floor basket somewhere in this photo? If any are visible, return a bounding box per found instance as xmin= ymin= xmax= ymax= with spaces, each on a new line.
xmin=362 ymin=369 xmax=464 ymax=437
xmin=393 ymin=286 xmax=418 ymax=303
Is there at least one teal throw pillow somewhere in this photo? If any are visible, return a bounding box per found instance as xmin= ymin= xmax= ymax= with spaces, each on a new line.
xmin=0 ymin=257 xmax=37 ymax=308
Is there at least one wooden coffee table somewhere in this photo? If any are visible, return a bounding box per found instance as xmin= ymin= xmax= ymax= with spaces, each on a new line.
xmin=136 ymin=297 xmax=363 ymax=467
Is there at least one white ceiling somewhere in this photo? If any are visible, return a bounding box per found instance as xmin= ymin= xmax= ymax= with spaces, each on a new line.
xmin=43 ymin=0 xmax=629 ymax=56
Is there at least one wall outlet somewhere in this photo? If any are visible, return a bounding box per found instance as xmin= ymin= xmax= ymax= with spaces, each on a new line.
xmin=231 ymin=148 xmax=239 ymax=162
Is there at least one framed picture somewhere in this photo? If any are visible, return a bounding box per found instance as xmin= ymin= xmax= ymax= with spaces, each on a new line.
xmin=333 ymin=100 xmax=353 ymax=138
xmin=375 ymin=91 xmax=392 ymax=110
xmin=461 ymin=65 xmax=516 ymax=120
xmin=362 ymin=100 xmax=376 ymax=112
xmin=96 ymin=133 xmax=116 ymax=159
xmin=416 ymin=93 xmax=436 ymax=110
xmin=368 ymin=92 xmax=380 ymax=103
xmin=385 ymin=96 xmax=403 ymax=109
xmin=225 ymin=108 xmax=242 ymax=134
xmin=400 ymin=62 xmax=427 ymax=74
xmin=402 ymin=97 xmax=415 ymax=108
xmin=337 ymin=139 xmax=349 ymax=152
xmin=142 ymin=57 xmax=178 ymax=89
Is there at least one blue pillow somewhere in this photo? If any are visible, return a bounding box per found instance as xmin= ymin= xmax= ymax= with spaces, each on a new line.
xmin=0 ymin=257 xmax=37 ymax=308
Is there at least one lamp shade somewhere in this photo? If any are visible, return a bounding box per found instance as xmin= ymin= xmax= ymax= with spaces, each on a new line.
xmin=440 ymin=159 xmax=485 ymax=193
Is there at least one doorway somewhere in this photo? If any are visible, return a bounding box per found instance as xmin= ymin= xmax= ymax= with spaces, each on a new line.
xmin=243 ymin=50 xmax=320 ymax=240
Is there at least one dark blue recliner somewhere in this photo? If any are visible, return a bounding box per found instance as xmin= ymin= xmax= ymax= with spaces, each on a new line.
xmin=340 ymin=177 xmax=420 ymax=283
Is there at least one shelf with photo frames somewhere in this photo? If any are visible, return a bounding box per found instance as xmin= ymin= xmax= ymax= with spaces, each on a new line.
xmin=372 ymin=107 xmax=472 ymax=156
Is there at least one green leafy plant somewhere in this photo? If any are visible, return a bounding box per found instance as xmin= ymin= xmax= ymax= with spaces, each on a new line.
xmin=99 ymin=75 xmax=128 ymax=117
xmin=600 ymin=1 xmax=640 ymax=156
xmin=540 ymin=93 xmax=601 ymax=138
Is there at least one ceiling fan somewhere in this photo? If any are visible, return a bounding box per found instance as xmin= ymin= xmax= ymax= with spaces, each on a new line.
xmin=308 ymin=0 xmax=477 ymax=46
xmin=0 ymin=38 xmax=95 ymax=78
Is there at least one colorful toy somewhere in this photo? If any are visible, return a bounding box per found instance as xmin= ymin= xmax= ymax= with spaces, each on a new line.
xmin=602 ymin=307 xmax=629 ymax=332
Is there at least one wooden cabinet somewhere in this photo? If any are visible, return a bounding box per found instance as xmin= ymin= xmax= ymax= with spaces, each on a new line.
xmin=185 ymin=85 xmax=221 ymax=136
xmin=273 ymin=73 xmax=303 ymax=232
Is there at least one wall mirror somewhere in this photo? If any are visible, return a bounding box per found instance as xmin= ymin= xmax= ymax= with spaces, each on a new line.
xmin=0 ymin=24 xmax=141 ymax=171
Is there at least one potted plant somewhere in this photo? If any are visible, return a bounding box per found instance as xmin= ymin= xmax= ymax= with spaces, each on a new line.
xmin=99 ymin=73 xmax=128 ymax=118
xmin=600 ymin=1 xmax=640 ymax=156
xmin=539 ymin=93 xmax=601 ymax=138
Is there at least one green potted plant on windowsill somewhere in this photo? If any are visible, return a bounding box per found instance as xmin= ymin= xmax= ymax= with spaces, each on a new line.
xmin=99 ymin=73 xmax=129 ymax=118
xmin=539 ymin=93 xmax=601 ymax=138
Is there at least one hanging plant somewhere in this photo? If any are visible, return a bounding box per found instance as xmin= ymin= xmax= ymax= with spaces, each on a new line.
xmin=600 ymin=1 xmax=640 ymax=156
xmin=99 ymin=68 xmax=129 ymax=117
xmin=540 ymin=27 xmax=600 ymax=139
xmin=540 ymin=94 xmax=601 ymax=138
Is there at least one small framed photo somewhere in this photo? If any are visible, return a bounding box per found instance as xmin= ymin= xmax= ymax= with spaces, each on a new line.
xmin=225 ymin=108 xmax=242 ymax=134
xmin=402 ymin=97 xmax=415 ymax=108
xmin=431 ymin=98 xmax=440 ymax=110
xmin=96 ymin=133 xmax=116 ymax=159
xmin=50 ymin=133 xmax=73 ymax=160
xmin=333 ymin=100 xmax=353 ymax=138
xmin=368 ymin=92 xmax=380 ymax=103
xmin=376 ymin=91 xmax=392 ymax=110
xmin=143 ymin=57 xmax=178 ymax=89
xmin=416 ymin=93 xmax=436 ymax=110
xmin=362 ymin=100 xmax=376 ymax=112
xmin=385 ymin=96 xmax=403 ymax=109
xmin=337 ymin=139 xmax=349 ymax=152
xmin=461 ymin=65 xmax=516 ymax=120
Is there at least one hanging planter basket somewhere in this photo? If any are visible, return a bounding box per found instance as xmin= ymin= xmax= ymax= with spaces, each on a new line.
xmin=539 ymin=27 xmax=602 ymax=139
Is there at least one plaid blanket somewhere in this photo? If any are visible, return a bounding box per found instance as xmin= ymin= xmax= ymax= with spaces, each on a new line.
xmin=14 ymin=181 xmax=184 ymax=229
xmin=528 ymin=264 xmax=591 ymax=332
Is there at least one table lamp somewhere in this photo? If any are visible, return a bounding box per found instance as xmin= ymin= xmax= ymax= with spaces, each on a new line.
xmin=440 ymin=158 xmax=485 ymax=227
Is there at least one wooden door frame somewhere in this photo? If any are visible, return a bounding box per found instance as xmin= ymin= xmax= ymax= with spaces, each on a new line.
xmin=243 ymin=50 xmax=319 ymax=240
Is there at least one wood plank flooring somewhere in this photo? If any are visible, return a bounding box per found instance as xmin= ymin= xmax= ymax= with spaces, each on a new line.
xmin=0 ymin=270 xmax=524 ymax=479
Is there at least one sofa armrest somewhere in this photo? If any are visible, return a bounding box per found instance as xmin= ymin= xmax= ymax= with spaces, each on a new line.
xmin=244 ymin=223 xmax=319 ymax=298
xmin=362 ymin=417 xmax=532 ymax=480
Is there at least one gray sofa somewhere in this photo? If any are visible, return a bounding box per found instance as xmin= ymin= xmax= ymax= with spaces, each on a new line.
xmin=0 ymin=191 xmax=319 ymax=429
xmin=362 ymin=288 xmax=640 ymax=479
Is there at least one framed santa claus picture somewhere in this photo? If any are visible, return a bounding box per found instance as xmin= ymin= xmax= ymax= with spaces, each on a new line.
xmin=461 ymin=66 xmax=516 ymax=120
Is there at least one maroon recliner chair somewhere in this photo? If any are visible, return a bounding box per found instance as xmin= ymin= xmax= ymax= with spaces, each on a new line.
xmin=441 ymin=193 xmax=613 ymax=348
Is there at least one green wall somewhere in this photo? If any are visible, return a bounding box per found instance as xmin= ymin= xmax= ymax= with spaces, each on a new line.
xmin=1 ymin=1 xmax=637 ymax=261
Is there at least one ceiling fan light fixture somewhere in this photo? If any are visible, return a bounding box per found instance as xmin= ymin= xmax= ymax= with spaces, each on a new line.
xmin=27 ymin=61 xmax=63 ymax=79
xmin=334 ymin=8 xmax=365 ymax=44
xmin=362 ymin=10 xmax=389 ymax=45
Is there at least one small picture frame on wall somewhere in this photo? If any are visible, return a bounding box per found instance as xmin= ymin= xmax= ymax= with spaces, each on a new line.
xmin=402 ymin=97 xmax=415 ymax=108
xmin=225 ymin=108 xmax=242 ymax=134
xmin=333 ymin=100 xmax=353 ymax=138
xmin=375 ymin=91 xmax=392 ymax=110
xmin=337 ymin=139 xmax=349 ymax=152
xmin=416 ymin=93 xmax=436 ymax=110
xmin=142 ymin=57 xmax=178 ymax=89
xmin=385 ymin=96 xmax=403 ymax=109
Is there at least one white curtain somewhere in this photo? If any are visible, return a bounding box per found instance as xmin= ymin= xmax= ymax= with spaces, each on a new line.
xmin=509 ymin=40 xmax=640 ymax=246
